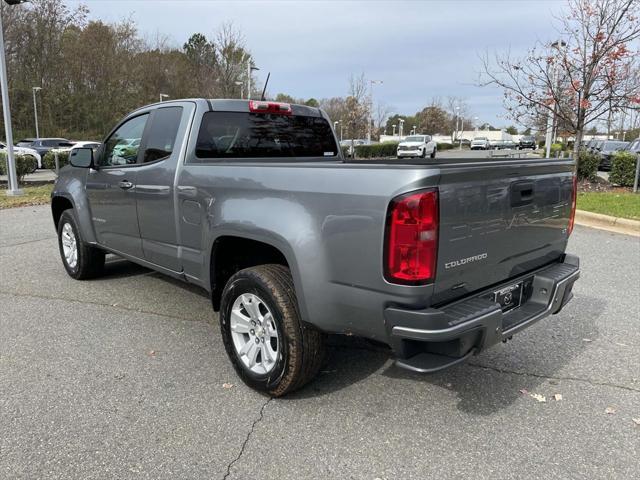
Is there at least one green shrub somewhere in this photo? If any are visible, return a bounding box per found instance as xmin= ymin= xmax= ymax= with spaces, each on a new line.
xmin=609 ymin=151 xmax=638 ymax=187
xmin=0 ymin=152 xmax=38 ymax=182
xmin=42 ymin=150 xmax=70 ymax=171
xmin=576 ymin=150 xmax=600 ymax=182
xmin=550 ymin=143 xmax=564 ymax=156
xmin=437 ymin=142 xmax=454 ymax=151
xmin=354 ymin=142 xmax=399 ymax=158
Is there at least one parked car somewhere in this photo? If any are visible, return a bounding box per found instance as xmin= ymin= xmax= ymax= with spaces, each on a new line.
xmin=16 ymin=138 xmax=72 ymax=165
xmin=488 ymin=139 xmax=500 ymax=149
xmin=503 ymin=140 xmax=517 ymax=150
xmin=598 ymin=140 xmax=629 ymax=170
xmin=591 ymin=140 xmax=605 ymax=154
xmin=622 ymin=138 xmax=640 ymax=155
xmin=110 ymin=138 xmax=141 ymax=164
xmin=470 ymin=137 xmax=490 ymax=150
xmin=51 ymin=98 xmax=580 ymax=396
xmin=0 ymin=141 xmax=42 ymax=171
xmin=396 ymin=135 xmax=437 ymax=159
xmin=518 ymin=136 xmax=537 ymax=150
xmin=51 ymin=141 xmax=101 ymax=154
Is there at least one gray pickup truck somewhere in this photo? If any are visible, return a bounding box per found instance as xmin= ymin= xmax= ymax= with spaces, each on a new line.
xmin=51 ymin=99 xmax=580 ymax=396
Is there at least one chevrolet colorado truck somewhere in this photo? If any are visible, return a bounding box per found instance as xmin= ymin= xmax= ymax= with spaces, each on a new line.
xmin=51 ymin=99 xmax=580 ymax=396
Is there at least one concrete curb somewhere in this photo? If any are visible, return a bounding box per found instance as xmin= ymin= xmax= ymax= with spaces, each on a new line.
xmin=574 ymin=210 xmax=640 ymax=237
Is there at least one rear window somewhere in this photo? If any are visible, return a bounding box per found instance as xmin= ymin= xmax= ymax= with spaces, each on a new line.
xmin=193 ymin=111 xmax=338 ymax=160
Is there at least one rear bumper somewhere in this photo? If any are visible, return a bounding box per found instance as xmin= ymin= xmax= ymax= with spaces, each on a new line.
xmin=384 ymin=254 xmax=580 ymax=373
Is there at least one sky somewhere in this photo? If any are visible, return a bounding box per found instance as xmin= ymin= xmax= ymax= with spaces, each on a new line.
xmin=65 ymin=0 xmax=567 ymax=127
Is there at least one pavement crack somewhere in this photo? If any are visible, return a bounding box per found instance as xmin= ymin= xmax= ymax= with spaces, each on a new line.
xmin=468 ymin=362 xmax=640 ymax=393
xmin=0 ymin=290 xmax=202 ymax=323
xmin=0 ymin=236 xmax=56 ymax=248
xmin=223 ymin=397 xmax=272 ymax=480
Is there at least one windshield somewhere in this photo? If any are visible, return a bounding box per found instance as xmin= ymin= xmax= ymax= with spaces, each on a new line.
xmin=404 ymin=136 xmax=425 ymax=142
xmin=602 ymin=141 xmax=627 ymax=150
xmin=194 ymin=111 xmax=338 ymax=159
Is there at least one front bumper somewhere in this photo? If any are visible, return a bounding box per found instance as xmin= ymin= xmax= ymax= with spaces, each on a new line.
xmin=385 ymin=254 xmax=580 ymax=373
xmin=397 ymin=150 xmax=422 ymax=157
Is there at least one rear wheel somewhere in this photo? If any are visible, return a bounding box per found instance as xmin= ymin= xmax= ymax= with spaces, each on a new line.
xmin=57 ymin=210 xmax=105 ymax=279
xmin=219 ymin=264 xmax=326 ymax=397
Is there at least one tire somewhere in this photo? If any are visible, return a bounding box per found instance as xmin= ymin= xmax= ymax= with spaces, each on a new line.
xmin=430 ymin=148 xmax=436 ymax=159
xmin=57 ymin=209 xmax=105 ymax=280
xmin=421 ymin=148 xmax=427 ymax=158
xmin=220 ymin=264 xmax=326 ymax=397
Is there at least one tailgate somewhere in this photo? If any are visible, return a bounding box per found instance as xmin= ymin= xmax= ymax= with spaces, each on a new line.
xmin=433 ymin=158 xmax=574 ymax=305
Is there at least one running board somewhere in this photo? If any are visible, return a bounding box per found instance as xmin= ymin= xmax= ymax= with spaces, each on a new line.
xmin=395 ymin=348 xmax=476 ymax=373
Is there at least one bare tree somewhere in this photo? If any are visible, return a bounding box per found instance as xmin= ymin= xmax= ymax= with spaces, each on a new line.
xmin=482 ymin=0 xmax=640 ymax=157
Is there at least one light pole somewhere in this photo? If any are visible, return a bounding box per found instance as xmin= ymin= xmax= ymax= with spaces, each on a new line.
xmin=247 ymin=63 xmax=259 ymax=100
xmin=159 ymin=93 xmax=169 ymax=102
xmin=545 ymin=39 xmax=567 ymax=158
xmin=474 ymin=116 xmax=479 ymax=135
xmin=235 ymin=81 xmax=244 ymax=99
xmin=412 ymin=125 xmax=416 ymax=135
xmin=0 ymin=0 xmax=28 ymax=196
xmin=32 ymin=86 xmax=41 ymax=138
xmin=367 ymin=79 xmax=383 ymax=142
xmin=398 ymin=118 xmax=405 ymax=138
xmin=455 ymin=106 xmax=460 ymax=146
xmin=339 ymin=120 xmax=343 ymax=142
xmin=392 ymin=124 xmax=396 ymax=136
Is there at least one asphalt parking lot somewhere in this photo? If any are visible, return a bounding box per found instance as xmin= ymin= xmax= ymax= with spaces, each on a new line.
xmin=1 ymin=205 xmax=639 ymax=480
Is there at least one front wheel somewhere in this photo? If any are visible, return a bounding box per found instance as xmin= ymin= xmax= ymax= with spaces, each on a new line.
xmin=219 ymin=264 xmax=326 ymax=397
xmin=57 ymin=210 xmax=105 ymax=279
xmin=430 ymin=148 xmax=436 ymax=159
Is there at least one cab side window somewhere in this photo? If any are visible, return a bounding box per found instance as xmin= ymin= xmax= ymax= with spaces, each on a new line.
xmin=101 ymin=114 xmax=149 ymax=167
xmin=141 ymin=107 xmax=183 ymax=163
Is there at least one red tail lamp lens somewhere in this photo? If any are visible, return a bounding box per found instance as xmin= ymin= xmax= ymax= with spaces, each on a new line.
xmin=385 ymin=189 xmax=439 ymax=284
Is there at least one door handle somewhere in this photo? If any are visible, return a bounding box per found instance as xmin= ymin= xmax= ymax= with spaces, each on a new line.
xmin=118 ymin=180 xmax=133 ymax=190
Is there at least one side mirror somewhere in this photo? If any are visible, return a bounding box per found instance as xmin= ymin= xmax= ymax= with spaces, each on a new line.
xmin=69 ymin=148 xmax=94 ymax=168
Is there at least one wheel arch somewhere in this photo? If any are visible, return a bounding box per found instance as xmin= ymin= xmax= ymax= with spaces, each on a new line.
xmin=51 ymin=195 xmax=75 ymax=230
xmin=209 ymin=235 xmax=301 ymax=313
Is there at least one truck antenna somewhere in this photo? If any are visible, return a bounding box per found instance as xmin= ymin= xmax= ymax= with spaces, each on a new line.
xmin=261 ymin=72 xmax=270 ymax=101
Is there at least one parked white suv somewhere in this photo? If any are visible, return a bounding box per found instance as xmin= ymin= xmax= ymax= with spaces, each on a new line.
xmin=470 ymin=137 xmax=490 ymax=150
xmin=0 ymin=142 xmax=42 ymax=170
xmin=397 ymin=135 xmax=437 ymax=159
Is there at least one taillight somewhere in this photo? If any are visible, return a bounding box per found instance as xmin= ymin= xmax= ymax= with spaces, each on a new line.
xmin=248 ymin=100 xmax=292 ymax=115
xmin=568 ymin=174 xmax=577 ymax=236
xmin=384 ymin=189 xmax=439 ymax=285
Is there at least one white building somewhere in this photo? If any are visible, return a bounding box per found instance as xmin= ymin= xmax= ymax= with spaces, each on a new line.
xmin=380 ymin=129 xmax=517 ymax=144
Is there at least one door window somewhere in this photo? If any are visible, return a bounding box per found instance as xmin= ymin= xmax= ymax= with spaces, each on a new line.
xmin=140 ymin=107 xmax=183 ymax=163
xmin=101 ymin=114 xmax=149 ymax=167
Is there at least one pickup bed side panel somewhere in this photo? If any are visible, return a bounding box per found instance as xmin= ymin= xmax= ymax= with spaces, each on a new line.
xmin=176 ymin=162 xmax=442 ymax=341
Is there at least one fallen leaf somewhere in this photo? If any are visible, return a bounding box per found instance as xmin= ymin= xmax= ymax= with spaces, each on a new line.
xmin=519 ymin=388 xmax=529 ymax=395
xmin=530 ymin=393 xmax=546 ymax=403
xmin=604 ymin=407 xmax=616 ymax=415
xmin=553 ymin=393 xmax=563 ymax=401
xmin=222 ymin=383 xmax=234 ymax=389
xmin=146 ymin=350 xmax=156 ymax=357
xmin=632 ymin=417 xmax=640 ymax=426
